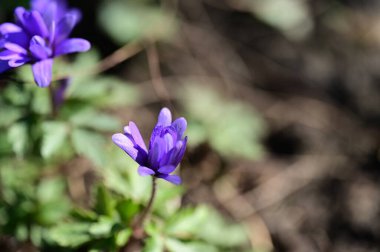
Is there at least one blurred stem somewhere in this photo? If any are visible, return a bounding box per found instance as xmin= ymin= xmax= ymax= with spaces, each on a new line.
xmin=132 ymin=177 xmax=157 ymax=235
xmin=146 ymin=43 xmax=171 ymax=105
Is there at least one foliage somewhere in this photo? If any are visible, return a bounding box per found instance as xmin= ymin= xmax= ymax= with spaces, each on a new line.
xmin=179 ymin=84 xmax=266 ymax=160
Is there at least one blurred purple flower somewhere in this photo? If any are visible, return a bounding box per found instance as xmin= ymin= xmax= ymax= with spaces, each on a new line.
xmin=0 ymin=0 xmax=90 ymax=87
xmin=53 ymin=77 xmax=70 ymax=108
xmin=112 ymin=108 xmax=187 ymax=185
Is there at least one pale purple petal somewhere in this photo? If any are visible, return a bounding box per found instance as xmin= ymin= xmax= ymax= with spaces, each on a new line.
xmin=29 ymin=35 xmax=52 ymax=59
xmin=172 ymin=117 xmax=187 ymax=139
xmin=137 ymin=166 xmax=155 ymax=176
xmin=0 ymin=50 xmax=22 ymax=60
xmin=0 ymin=23 xmax=22 ymax=33
xmin=157 ymin=107 xmax=172 ymax=126
xmin=112 ymin=133 xmax=138 ymax=161
xmin=158 ymin=174 xmax=182 ymax=185
xmin=32 ymin=59 xmax=53 ymax=87
xmin=9 ymin=56 xmax=30 ymax=67
xmin=128 ymin=121 xmax=147 ymax=152
xmin=55 ymin=38 xmax=90 ymax=56
xmin=157 ymin=165 xmax=176 ymax=174
xmin=4 ymin=43 xmax=28 ymax=55
xmin=14 ymin=7 xmax=27 ymax=27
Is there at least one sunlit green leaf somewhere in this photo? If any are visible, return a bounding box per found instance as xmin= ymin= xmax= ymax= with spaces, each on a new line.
xmin=41 ymin=121 xmax=68 ymax=158
xmin=49 ymin=223 xmax=92 ymax=247
xmin=142 ymin=233 xmax=164 ymax=252
xmin=71 ymin=128 xmax=107 ymax=166
xmin=165 ymin=238 xmax=218 ymax=252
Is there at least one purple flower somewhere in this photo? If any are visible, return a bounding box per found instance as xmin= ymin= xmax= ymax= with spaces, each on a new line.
xmin=112 ymin=108 xmax=187 ymax=185
xmin=0 ymin=0 xmax=90 ymax=87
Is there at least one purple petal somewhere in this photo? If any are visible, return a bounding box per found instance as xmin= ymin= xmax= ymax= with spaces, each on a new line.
xmin=128 ymin=121 xmax=147 ymax=152
xmin=3 ymin=32 xmax=29 ymax=48
xmin=4 ymin=43 xmax=27 ymax=55
xmin=54 ymin=12 xmax=79 ymax=43
xmin=148 ymin=137 xmax=164 ymax=169
xmin=0 ymin=61 xmax=11 ymax=73
xmin=23 ymin=11 xmax=49 ymax=38
xmin=8 ymin=56 xmax=30 ymax=67
xmin=158 ymin=174 xmax=182 ymax=185
xmin=29 ymin=35 xmax=52 ymax=59
xmin=169 ymin=137 xmax=187 ymax=167
xmin=32 ymin=59 xmax=53 ymax=87
xmin=137 ymin=166 xmax=155 ymax=176
xmin=163 ymin=133 xmax=174 ymax=152
xmin=172 ymin=117 xmax=187 ymax=139
xmin=55 ymin=38 xmax=90 ymax=56
xmin=157 ymin=165 xmax=176 ymax=174
xmin=0 ymin=23 xmax=22 ymax=34
xmin=0 ymin=50 xmax=22 ymax=60
xmin=157 ymin=107 xmax=172 ymax=126
xmin=14 ymin=7 xmax=27 ymax=27
xmin=54 ymin=77 xmax=70 ymax=108
xmin=112 ymin=133 xmax=138 ymax=161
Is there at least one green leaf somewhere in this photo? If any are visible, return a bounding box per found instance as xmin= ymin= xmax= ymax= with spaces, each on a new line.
xmin=115 ymin=229 xmax=132 ymax=247
xmin=0 ymin=106 xmax=23 ymax=127
xmin=69 ymin=108 xmax=121 ymax=131
xmin=94 ymin=185 xmax=115 ymax=217
xmin=165 ymin=206 xmax=208 ymax=237
xmin=71 ymin=128 xmax=106 ymax=166
xmin=49 ymin=223 xmax=92 ymax=247
xmin=7 ymin=122 xmax=28 ymax=157
xmin=180 ymin=84 xmax=266 ymax=160
xmin=142 ymin=234 xmax=164 ymax=252
xmin=88 ymin=217 xmax=114 ymax=236
xmin=99 ymin=1 xmax=177 ymax=43
xmin=68 ymin=76 xmax=140 ymax=108
xmin=197 ymin=208 xmax=248 ymax=247
xmin=116 ymin=199 xmax=140 ymax=224
xmin=72 ymin=208 xmax=98 ymax=222
xmin=31 ymin=87 xmax=51 ymax=115
xmin=41 ymin=121 xmax=68 ymax=158
xmin=165 ymin=239 xmax=218 ymax=252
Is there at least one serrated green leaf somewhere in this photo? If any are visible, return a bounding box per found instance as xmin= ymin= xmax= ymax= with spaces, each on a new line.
xmin=41 ymin=121 xmax=68 ymax=158
xmin=71 ymin=128 xmax=106 ymax=166
xmin=49 ymin=223 xmax=92 ymax=247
